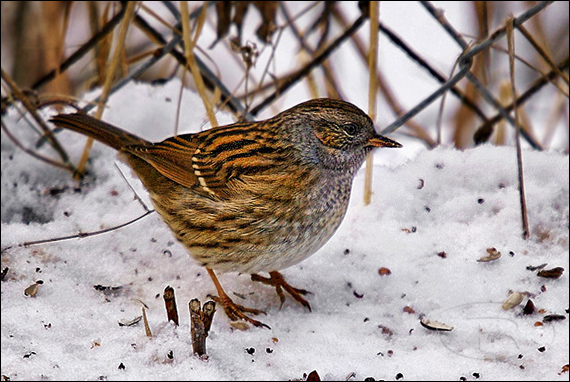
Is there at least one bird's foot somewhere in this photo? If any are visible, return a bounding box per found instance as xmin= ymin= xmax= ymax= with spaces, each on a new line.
xmin=209 ymin=293 xmax=270 ymax=329
xmin=207 ymin=268 xmax=270 ymax=329
xmin=251 ymin=271 xmax=312 ymax=311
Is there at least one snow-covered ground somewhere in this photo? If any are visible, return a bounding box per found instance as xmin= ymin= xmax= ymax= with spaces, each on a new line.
xmin=1 ymin=82 xmax=568 ymax=380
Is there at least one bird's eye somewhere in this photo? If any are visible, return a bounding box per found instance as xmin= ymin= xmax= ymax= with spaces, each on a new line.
xmin=342 ymin=123 xmax=358 ymax=136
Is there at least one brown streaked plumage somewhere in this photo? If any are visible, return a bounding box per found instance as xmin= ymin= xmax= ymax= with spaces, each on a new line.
xmin=50 ymin=98 xmax=401 ymax=328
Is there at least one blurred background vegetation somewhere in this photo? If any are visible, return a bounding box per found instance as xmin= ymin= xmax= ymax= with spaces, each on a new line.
xmin=1 ymin=1 xmax=568 ymax=163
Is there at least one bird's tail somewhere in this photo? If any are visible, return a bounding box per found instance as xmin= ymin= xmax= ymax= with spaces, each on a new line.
xmin=50 ymin=113 xmax=149 ymax=150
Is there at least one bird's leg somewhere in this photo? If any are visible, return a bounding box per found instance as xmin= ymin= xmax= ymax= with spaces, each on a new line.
xmin=206 ymin=268 xmax=270 ymax=329
xmin=251 ymin=271 xmax=312 ymax=311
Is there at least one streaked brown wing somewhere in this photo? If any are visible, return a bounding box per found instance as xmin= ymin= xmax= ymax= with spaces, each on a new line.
xmin=190 ymin=122 xmax=284 ymax=198
xmin=124 ymin=121 xmax=284 ymax=199
xmin=124 ymin=134 xmax=200 ymax=191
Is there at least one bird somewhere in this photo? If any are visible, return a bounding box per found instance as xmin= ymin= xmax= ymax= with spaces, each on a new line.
xmin=50 ymin=98 xmax=402 ymax=328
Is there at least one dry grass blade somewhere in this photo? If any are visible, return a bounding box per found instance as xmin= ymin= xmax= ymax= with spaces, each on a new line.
xmin=507 ymin=17 xmax=530 ymax=240
xmin=113 ymin=162 xmax=152 ymax=212
xmin=141 ymin=304 xmax=153 ymax=338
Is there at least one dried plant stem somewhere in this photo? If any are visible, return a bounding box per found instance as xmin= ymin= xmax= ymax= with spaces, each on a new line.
xmin=189 ymin=299 xmax=216 ymax=357
xmin=180 ymin=1 xmax=218 ymax=128
xmin=507 ymin=18 xmax=530 ymax=240
xmin=364 ymin=1 xmax=379 ymax=206
xmin=76 ymin=1 xmax=137 ymax=178
xmin=163 ymin=286 xmax=180 ymax=325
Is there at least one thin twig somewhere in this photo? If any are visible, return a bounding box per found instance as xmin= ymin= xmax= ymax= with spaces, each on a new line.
xmin=113 ymin=162 xmax=152 ymax=212
xmin=20 ymin=210 xmax=155 ymax=248
xmin=507 ymin=17 xmax=530 ymax=240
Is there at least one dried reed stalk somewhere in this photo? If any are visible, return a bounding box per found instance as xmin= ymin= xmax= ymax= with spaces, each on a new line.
xmin=364 ymin=1 xmax=379 ymax=205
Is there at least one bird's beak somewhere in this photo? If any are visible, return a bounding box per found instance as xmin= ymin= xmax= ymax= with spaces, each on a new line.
xmin=368 ymin=134 xmax=402 ymax=148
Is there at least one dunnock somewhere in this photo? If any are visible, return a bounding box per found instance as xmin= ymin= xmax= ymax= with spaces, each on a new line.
xmin=50 ymin=98 xmax=401 ymax=328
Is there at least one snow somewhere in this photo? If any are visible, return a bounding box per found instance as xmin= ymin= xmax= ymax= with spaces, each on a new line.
xmin=1 ymin=81 xmax=568 ymax=381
